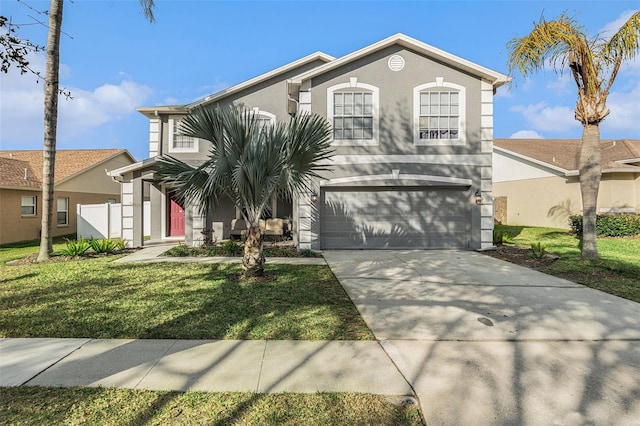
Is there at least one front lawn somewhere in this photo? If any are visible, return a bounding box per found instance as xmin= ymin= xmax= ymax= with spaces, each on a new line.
xmin=0 ymin=243 xmax=373 ymax=340
xmin=0 ymin=387 xmax=423 ymax=425
xmin=494 ymin=225 xmax=640 ymax=303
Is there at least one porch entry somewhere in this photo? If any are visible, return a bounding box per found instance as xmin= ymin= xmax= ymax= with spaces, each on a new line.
xmin=167 ymin=193 xmax=185 ymax=236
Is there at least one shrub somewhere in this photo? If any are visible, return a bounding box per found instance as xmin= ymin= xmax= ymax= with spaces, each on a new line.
xmin=530 ymin=242 xmax=547 ymax=259
xmin=164 ymin=242 xmax=193 ymax=257
xmin=213 ymin=240 xmax=243 ymax=256
xmin=569 ymin=214 xmax=640 ymax=237
xmin=60 ymin=238 xmax=90 ymax=256
xmin=88 ymin=238 xmax=117 ymax=254
xmin=111 ymin=238 xmax=129 ymax=251
xmin=492 ymin=229 xmax=504 ymax=245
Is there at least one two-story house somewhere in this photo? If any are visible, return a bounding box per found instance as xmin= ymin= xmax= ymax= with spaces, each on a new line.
xmin=108 ymin=34 xmax=509 ymax=250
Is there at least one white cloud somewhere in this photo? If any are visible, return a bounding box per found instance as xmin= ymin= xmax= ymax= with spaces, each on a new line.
xmin=0 ymin=53 xmax=152 ymax=147
xmin=510 ymin=102 xmax=580 ymax=133
xmin=546 ymin=74 xmax=573 ymax=93
xmin=509 ymin=130 xmax=544 ymax=139
xmin=598 ymin=10 xmax=637 ymax=39
xmin=601 ymin=81 xmax=640 ymax=136
xmin=599 ymin=10 xmax=640 ymax=76
xmin=494 ymin=84 xmax=513 ymax=98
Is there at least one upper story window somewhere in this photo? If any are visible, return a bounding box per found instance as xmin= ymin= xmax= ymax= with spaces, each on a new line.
xmin=413 ymin=79 xmax=466 ymax=146
xmin=21 ymin=195 xmax=36 ymax=216
xmin=333 ymin=92 xmax=373 ymax=140
xmin=57 ymin=197 xmax=69 ymax=226
xmin=327 ymin=78 xmax=379 ymax=146
xmin=168 ymin=116 xmax=199 ymax=153
xmin=251 ymin=107 xmax=276 ymax=130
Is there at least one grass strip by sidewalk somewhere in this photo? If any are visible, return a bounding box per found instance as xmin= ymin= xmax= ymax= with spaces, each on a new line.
xmin=0 ymin=252 xmax=373 ymax=340
xmin=0 ymin=387 xmax=423 ymax=425
xmin=496 ymin=225 xmax=640 ymax=303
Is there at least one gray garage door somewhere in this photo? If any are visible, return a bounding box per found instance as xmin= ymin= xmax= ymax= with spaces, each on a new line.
xmin=320 ymin=187 xmax=470 ymax=249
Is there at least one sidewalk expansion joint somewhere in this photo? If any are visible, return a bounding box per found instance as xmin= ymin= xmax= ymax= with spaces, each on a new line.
xmin=255 ymin=340 xmax=268 ymax=392
xmin=377 ymin=339 xmax=422 ymax=415
xmin=133 ymin=339 xmax=179 ymax=390
xmin=22 ymin=338 xmax=93 ymax=386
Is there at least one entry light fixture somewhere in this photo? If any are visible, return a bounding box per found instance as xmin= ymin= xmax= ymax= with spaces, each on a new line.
xmin=474 ymin=190 xmax=483 ymax=205
xmin=310 ymin=191 xmax=318 ymax=203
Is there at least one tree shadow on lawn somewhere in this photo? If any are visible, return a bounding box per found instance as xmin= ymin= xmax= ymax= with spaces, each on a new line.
xmin=139 ymin=264 xmax=371 ymax=340
xmin=1 ymin=261 xmax=370 ymax=340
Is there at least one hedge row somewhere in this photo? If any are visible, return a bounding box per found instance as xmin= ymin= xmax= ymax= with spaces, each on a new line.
xmin=569 ymin=213 xmax=640 ymax=237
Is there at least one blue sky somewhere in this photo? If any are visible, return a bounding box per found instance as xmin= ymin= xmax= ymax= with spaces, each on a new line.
xmin=1 ymin=0 xmax=638 ymax=161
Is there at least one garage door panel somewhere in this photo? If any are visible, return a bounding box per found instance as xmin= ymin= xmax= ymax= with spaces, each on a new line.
xmin=321 ymin=188 xmax=469 ymax=249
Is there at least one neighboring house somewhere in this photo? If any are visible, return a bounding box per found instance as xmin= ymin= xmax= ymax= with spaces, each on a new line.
xmin=493 ymin=138 xmax=640 ymax=229
xmin=109 ymin=33 xmax=509 ymax=250
xmin=0 ymin=149 xmax=136 ymax=245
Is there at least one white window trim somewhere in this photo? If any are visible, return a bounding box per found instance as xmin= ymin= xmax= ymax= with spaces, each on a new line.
xmin=251 ymin=107 xmax=276 ymax=125
xmin=168 ymin=117 xmax=199 ymax=153
xmin=327 ymin=78 xmax=379 ymax=147
xmin=57 ymin=197 xmax=69 ymax=226
xmin=21 ymin=195 xmax=36 ymax=217
xmin=413 ymin=79 xmax=466 ymax=146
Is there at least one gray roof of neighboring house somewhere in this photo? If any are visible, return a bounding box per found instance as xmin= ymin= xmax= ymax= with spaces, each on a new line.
xmin=493 ymin=139 xmax=640 ymax=174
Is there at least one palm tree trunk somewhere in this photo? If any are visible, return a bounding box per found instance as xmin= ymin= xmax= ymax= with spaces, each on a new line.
xmin=242 ymin=224 xmax=265 ymax=277
xmin=37 ymin=0 xmax=64 ymax=262
xmin=578 ymin=123 xmax=601 ymax=260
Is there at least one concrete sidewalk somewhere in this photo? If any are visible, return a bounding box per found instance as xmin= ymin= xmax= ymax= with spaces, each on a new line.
xmin=1 ymin=338 xmax=412 ymax=395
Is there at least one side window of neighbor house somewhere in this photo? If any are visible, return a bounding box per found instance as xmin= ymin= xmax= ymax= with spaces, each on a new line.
xmin=57 ymin=197 xmax=69 ymax=226
xmin=168 ymin=117 xmax=199 ymax=153
xmin=413 ymin=80 xmax=466 ymax=145
xmin=327 ymin=79 xmax=379 ymax=146
xmin=21 ymin=195 xmax=36 ymax=216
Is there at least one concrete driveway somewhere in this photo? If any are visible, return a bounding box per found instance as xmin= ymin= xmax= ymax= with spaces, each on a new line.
xmin=323 ymin=250 xmax=640 ymax=426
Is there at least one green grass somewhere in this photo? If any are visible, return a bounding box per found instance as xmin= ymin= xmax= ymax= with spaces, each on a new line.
xmin=0 ymin=387 xmax=423 ymax=425
xmin=496 ymin=225 xmax=640 ymax=302
xmin=0 ymin=235 xmax=72 ymax=264
xmin=0 ymin=242 xmax=373 ymax=340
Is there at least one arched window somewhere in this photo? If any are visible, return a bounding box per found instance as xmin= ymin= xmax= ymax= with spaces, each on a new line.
xmin=327 ymin=78 xmax=379 ymax=146
xmin=251 ymin=107 xmax=276 ymax=128
xmin=413 ymin=79 xmax=466 ymax=145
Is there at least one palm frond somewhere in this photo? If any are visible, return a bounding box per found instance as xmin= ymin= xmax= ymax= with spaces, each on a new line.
xmin=507 ymin=13 xmax=585 ymax=77
xmin=156 ymin=106 xmax=332 ymax=224
xmin=138 ymin=0 xmax=155 ymax=22
xmin=602 ymin=11 xmax=640 ymax=63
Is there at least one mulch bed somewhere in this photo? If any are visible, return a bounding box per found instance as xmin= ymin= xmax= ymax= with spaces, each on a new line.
xmin=482 ymin=244 xmax=559 ymax=271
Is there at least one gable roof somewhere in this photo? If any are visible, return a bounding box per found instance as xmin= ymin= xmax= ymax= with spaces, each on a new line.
xmin=289 ymin=33 xmax=510 ymax=87
xmin=0 ymin=149 xmax=135 ymax=189
xmin=137 ymin=51 xmax=335 ymax=117
xmin=494 ymin=139 xmax=640 ymax=175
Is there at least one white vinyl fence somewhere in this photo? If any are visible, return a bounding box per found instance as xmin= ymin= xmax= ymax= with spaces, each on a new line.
xmin=77 ymin=202 xmax=150 ymax=240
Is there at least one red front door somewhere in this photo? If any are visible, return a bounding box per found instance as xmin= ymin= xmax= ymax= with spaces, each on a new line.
xmin=168 ymin=196 xmax=185 ymax=236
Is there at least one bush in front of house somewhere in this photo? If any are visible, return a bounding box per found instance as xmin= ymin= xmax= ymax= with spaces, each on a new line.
xmin=569 ymin=213 xmax=640 ymax=237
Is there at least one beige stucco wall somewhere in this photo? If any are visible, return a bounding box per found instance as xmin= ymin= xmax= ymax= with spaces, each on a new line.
xmin=0 ymin=189 xmax=121 ymax=245
xmin=493 ymin=173 xmax=640 ymax=229
xmin=57 ymin=153 xmax=134 ymax=194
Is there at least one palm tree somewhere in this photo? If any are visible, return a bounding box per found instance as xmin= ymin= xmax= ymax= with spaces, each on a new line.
xmin=506 ymin=11 xmax=640 ymax=259
xmin=155 ymin=106 xmax=333 ymax=277
xmin=37 ymin=0 xmax=155 ymax=261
